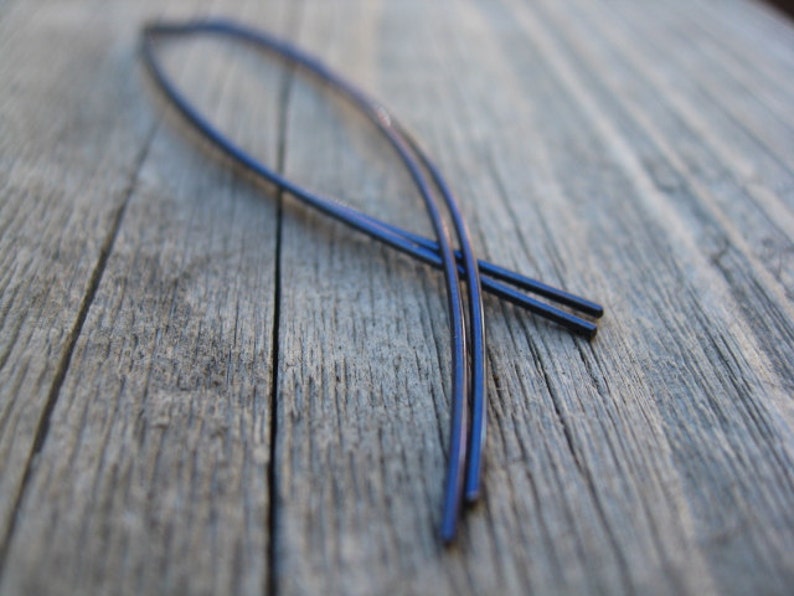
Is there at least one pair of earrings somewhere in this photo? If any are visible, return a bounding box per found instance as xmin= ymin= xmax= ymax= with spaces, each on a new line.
xmin=142 ymin=19 xmax=603 ymax=542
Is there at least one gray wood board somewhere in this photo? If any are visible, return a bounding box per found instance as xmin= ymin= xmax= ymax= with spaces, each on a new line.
xmin=1 ymin=0 xmax=793 ymax=594
xmin=1 ymin=0 xmax=293 ymax=593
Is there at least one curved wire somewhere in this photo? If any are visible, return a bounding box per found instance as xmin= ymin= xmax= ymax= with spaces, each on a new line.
xmin=140 ymin=19 xmax=604 ymax=539
xmin=288 ymin=27 xmax=487 ymax=514
xmin=141 ymin=23 xmax=602 ymax=332
xmin=391 ymin=125 xmax=487 ymax=502
xmin=142 ymin=20 xmax=473 ymax=539
xmin=286 ymin=41 xmax=483 ymax=530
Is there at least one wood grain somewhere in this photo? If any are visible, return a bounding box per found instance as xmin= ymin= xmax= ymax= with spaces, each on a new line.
xmin=1 ymin=0 xmax=793 ymax=594
xmin=1 ymin=1 xmax=294 ymax=593
xmin=0 ymin=0 xmax=158 ymax=542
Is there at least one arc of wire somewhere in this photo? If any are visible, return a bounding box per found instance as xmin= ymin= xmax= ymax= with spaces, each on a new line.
xmin=141 ymin=21 xmax=602 ymax=334
xmin=370 ymin=119 xmax=472 ymax=543
xmin=377 ymin=121 xmax=486 ymax=502
xmin=143 ymin=20 xmax=473 ymax=539
xmin=356 ymin=110 xmax=479 ymax=538
xmin=141 ymin=19 xmax=604 ymax=539
xmin=322 ymin=57 xmax=478 ymax=538
xmin=419 ymin=148 xmax=486 ymax=504
xmin=266 ymin=29 xmax=486 ymax=530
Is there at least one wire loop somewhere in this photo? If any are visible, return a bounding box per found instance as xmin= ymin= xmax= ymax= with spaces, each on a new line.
xmin=141 ymin=19 xmax=603 ymax=541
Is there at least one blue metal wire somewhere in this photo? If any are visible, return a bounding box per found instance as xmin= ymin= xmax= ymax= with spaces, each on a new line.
xmin=141 ymin=22 xmax=601 ymax=332
xmin=140 ymin=19 xmax=603 ymax=541
xmin=143 ymin=20 xmax=473 ymax=540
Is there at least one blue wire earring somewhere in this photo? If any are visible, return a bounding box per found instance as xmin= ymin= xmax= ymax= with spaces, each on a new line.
xmin=141 ymin=19 xmax=603 ymax=542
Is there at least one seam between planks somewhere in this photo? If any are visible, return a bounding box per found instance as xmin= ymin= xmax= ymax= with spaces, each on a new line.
xmin=0 ymin=120 xmax=159 ymax=577
xmin=265 ymin=73 xmax=288 ymax=596
xmin=266 ymin=2 xmax=305 ymax=594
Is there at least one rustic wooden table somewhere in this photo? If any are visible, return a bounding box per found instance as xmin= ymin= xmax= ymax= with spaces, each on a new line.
xmin=2 ymin=0 xmax=793 ymax=594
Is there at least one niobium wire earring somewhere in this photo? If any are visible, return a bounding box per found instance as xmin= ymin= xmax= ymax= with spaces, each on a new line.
xmin=141 ymin=20 xmax=603 ymax=541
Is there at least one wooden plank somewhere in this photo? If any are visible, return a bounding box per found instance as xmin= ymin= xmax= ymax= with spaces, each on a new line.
xmin=0 ymin=0 xmax=158 ymax=541
xmin=272 ymin=0 xmax=794 ymax=593
xmin=272 ymin=2 xmax=464 ymax=593
xmin=0 ymin=1 xmax=294 ymax=593
xmin=0 ymin=0 xmax=793 ymax=594
xmin=500 ymin=1 xmax=794 ymax=592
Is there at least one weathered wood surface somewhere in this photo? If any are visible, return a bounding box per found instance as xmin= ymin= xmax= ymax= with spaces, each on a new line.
xmin=1 ymin=0 xmax=793 ymax=594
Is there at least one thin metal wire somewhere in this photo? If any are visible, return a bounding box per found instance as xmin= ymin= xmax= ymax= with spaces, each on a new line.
xmin=140 ymin=19 xmax=604 ymax=541
xmin=395 ymin=130 xmax=487 ymax=503
xmin=291 ymin=47 xmax=484 ymax=531
xmin=143 ymin=20 xmax=474 ymax=540
xmin=140 ymin=21 xmax=602 ymax=332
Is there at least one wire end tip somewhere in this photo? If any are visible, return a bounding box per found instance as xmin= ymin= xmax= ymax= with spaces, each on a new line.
xmin=440 ymin=518 xmax=458 ymax=544
xmin=464 ymin=477 xmax=481 ymax=503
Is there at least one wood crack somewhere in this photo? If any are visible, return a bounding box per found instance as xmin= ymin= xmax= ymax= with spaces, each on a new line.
xmin=0 ymin=119 xmax=159 ymax=575
xmin=266 ymin=3 xmax=304 ymax=594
